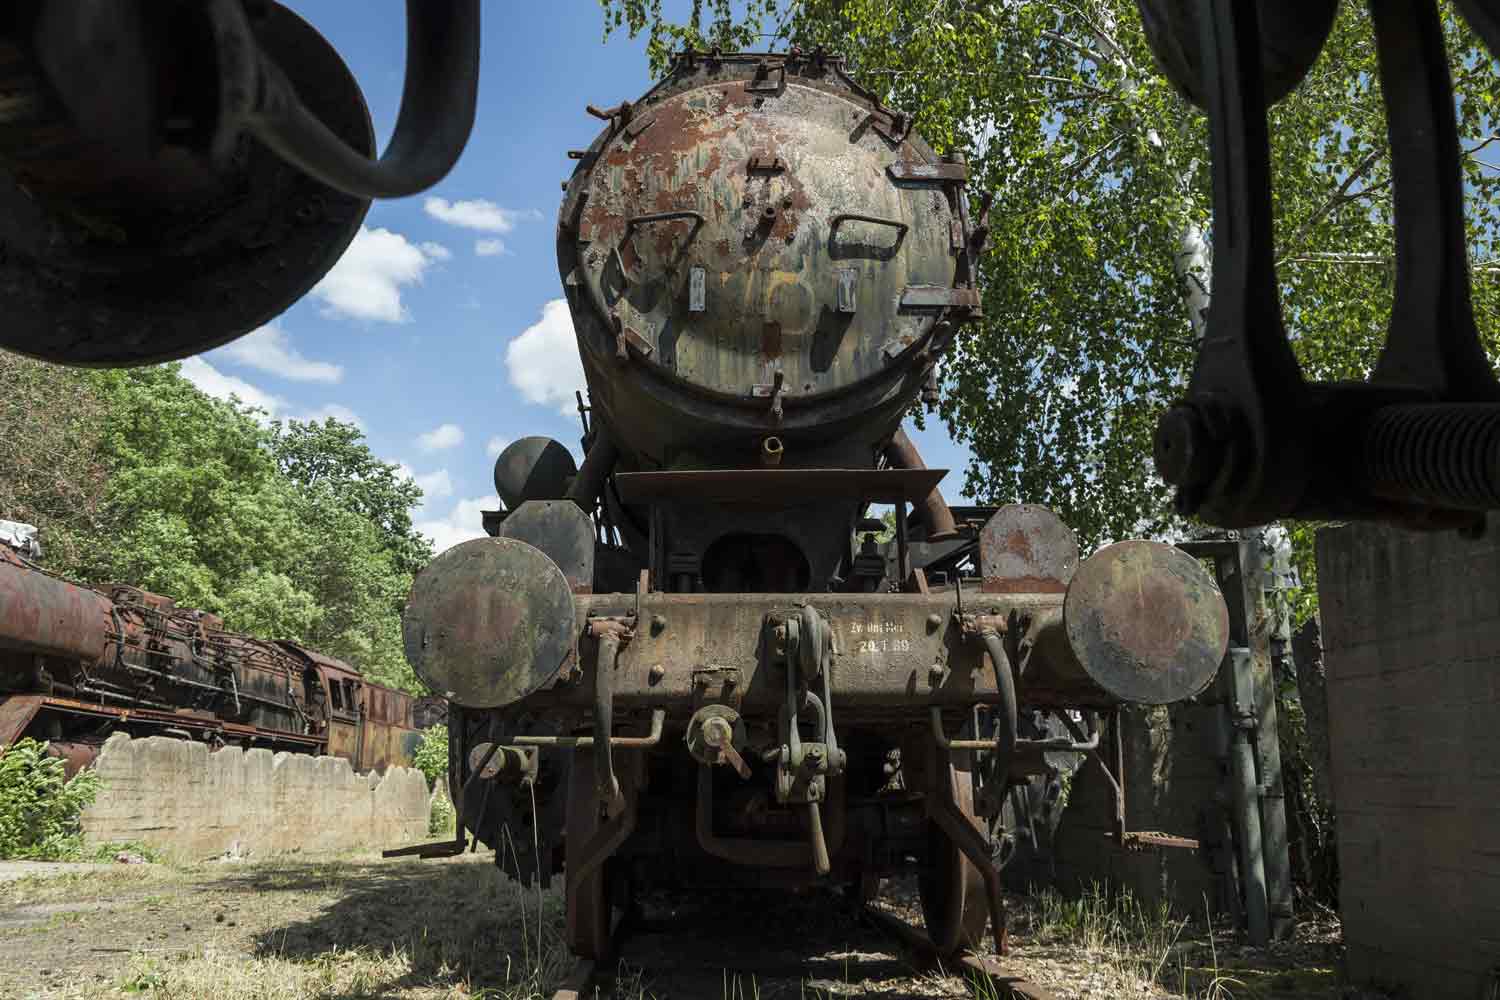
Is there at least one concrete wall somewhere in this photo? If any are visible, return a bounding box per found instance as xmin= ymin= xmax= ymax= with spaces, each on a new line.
xmin=1051 ymin=705 xmax=1223 ymax=916
xmin=80 ymin=734 xmax=430 ymax=860
xmin=1318 ymin=519 xmax=1500 ymax=999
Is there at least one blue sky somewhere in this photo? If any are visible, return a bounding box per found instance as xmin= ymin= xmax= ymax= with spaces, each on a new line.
xmin=184 ymin=3 xmax=976 ymax=552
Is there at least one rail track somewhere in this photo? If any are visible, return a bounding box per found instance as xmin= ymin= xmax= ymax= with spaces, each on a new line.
xmin=548 ymin=887 xmax=1058 ymax=1000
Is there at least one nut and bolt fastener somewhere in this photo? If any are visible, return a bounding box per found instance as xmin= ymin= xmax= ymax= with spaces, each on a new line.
xmin=648 ymin=664 xmax=665 ymax=685
xmin=926 ymin=613 xmax=943 ymax=632
xmin=651 ymin=613 xmax=667 ymax=633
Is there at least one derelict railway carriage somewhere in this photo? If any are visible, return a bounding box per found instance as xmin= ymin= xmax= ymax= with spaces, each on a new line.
xmin=400 ymin=50 xmax=1231 ymax=960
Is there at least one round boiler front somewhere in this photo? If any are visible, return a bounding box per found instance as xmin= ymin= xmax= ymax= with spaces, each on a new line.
xmin=558 ymin=52 xmax=976 ymax=464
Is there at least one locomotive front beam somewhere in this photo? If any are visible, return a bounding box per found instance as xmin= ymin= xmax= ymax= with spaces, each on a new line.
xmin=405 ymin=536 xmax=1228 ymax=715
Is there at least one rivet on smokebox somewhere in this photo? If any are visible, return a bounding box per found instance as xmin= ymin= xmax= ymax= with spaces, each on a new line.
xmin=649 ymin=664 xmax=666 ymax=685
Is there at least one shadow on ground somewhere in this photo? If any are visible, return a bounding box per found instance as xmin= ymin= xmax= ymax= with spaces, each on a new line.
xmin=231 ymin=858 xmax=957 ymax=999
xmin=234 ymin=856 xmax=573 ymax=997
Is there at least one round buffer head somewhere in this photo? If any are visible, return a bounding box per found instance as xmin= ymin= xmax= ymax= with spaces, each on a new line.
xmin=1063 ymin=540 xmax=1229 ymax=705
xmin=403 ymin=536 xmax=576 ymax=708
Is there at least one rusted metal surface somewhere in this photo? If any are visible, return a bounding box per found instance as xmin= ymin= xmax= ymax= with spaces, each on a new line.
xmin=0 ymin=552 xmax=427 ymax=772
xmin=884 ymin=428 xmax=960 ymax=541
xmin=0 ymin=547 xmax=113 ymax=662
xmin=498 ymin=501 xmax=596 ymax=594
xmin=568 ymin=55 xmax=963 ymax=409
xmin=0 ymin=696 xmax=44 ymax=749
xmin=559 ymin=51 xmax=978 ymax=477
xmin=403 ymin=536 xmax=576 ymax=708
xmin=411 ymin=48 xmax=1238 ymax=971
xmin=613 ymin=468 xmax=945 ymax=505
xmin=978 ymin=504 xmax=1079 ymax=594
xmin=1063 ymin=541 xmax=1230 ymax=705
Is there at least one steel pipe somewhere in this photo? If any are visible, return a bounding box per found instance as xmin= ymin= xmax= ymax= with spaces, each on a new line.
xmin=884 ymin=428 xmax=960 ymax=542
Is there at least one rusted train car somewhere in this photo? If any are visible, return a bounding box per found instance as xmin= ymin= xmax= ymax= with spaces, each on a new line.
xmin=398 ymin=49 xmax=1232 ymax=962
xmin=0 ymin=544 xmax=425 ymax=774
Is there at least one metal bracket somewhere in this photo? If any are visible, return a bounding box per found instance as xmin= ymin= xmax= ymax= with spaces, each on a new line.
xmin=1154 ymin=2 xmax=1500 ymax=529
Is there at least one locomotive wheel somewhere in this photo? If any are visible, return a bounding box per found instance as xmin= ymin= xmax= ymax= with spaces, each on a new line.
xmin=919 ymin=763 xmax=990 ymax=955
xmin=564 ymin=749 xmax=614 ymax=959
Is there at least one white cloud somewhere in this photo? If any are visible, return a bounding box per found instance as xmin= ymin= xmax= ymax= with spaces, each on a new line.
xmin=415 ymin=496 xmax=492 ymax=554
xmin=395 ymin=464 xmax=455 ymax=509
xmin=423 ymin=197 xmax=530 ymax=233
xmin=505 ymin=299 xmax=585 ymax=416
xmin=220 ymin=324 xmax=343 ymax=383
xmin=417 ymin=423 xmax=464 ymax=452
xmin=414 ymin=468 xmax=453 ymax=501
xmin=177 ymin=357 xmax=286 ymax=419
xmin=312 ymin=226 xmax=448 ymax=323
xmin=485 ymin=436 xmax=509 ymax=458
xmin=474 ymin=238 xmax=508 ymax=257
xmin=295 ymin=403 xmax=364 ymax=429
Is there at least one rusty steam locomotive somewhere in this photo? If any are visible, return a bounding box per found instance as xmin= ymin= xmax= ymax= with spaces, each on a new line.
xmin=0 ymin=543 xmax=427 ymax=775
xmin=400 ymin=50 xmax=1230 ymax=960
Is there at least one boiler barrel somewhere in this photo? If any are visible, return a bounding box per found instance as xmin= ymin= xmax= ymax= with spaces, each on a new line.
xmin=0 ymin=549 xmax=113 ymax=663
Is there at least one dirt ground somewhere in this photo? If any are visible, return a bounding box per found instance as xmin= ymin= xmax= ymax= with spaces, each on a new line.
xmin=0 ymin=853 xmax=1387 ymax=1000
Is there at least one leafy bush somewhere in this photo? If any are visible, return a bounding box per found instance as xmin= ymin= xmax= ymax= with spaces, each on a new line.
xmin=429 ymin=791 xmax=455 ymax=837
xmin=412 ymin=724 xmax=449 ymax=788
xmin=0 ymin=739 xmax=102 ymax=859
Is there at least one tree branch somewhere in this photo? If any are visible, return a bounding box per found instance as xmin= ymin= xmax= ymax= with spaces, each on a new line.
xmin=1026 ymin=73 xmax=1118 ymax=100
xmin=1281 ymin=146 xmax=1386 ymax=258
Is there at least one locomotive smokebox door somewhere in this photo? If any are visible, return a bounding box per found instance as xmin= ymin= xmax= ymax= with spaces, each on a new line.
xmin=402 ymin=537 xmax=576 ymax=708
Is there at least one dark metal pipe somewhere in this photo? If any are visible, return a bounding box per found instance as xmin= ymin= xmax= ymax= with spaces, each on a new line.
xmin=883 ymin=428 xmax=960 ymax=541
xmin=568 ymin=434 xmax=620 ymax=514
xmin=695 ymin=765 xmax=847 ymax=871
xmin=593 ymin=630 xmax=621 ymax=802
xmin=510 ymin=708 xmax=665 ymax=749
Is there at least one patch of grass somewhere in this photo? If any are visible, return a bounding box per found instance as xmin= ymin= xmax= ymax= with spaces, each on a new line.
xmin=1033 ymin=881 xmax=1188 ymax=989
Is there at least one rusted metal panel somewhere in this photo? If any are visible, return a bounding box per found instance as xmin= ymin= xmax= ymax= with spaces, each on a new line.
xmin=886 ymin=161 xmax=969 ymax=182
xmin=613 ymin=468 xmax=946 ymax=505
xmin=327 ymin=719 xmax=359 ymax=766
xmin=0 ymin=547 xmax=113 ymax=661
xmin=0 ymin=695 xmax=43 ymax=748
xmin=899 ymin=285 xmax=981 ymax=310
xmin=499 ymin=500 xmax=597 ymax=594
xmin=979 ymin=505 xmax=1080 ymax=594
xmin=561 ymin=52 xmax=970 ymax=468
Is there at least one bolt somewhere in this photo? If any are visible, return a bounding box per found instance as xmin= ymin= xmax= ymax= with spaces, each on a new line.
xmin=926 ymin=612 xmax=943 ymax=633
xmin=649 ymin=663 xmax=665 ymax=685
xmin=651 ymin=613 xmax=668 ymax=634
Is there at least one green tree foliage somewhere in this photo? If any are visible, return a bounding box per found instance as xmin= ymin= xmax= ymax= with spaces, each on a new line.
xmin=0 ymin=357 xmax=430 ymax=693
xmin=0 ymin=739 xmax=101 ymax=859
xmin=600 ymin=1 xmax=1500 ymax=585
xmin=0 ymin=352 xmax=110 ymax=573
xmin=412 ymin=724 xmax=450 ymax=788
